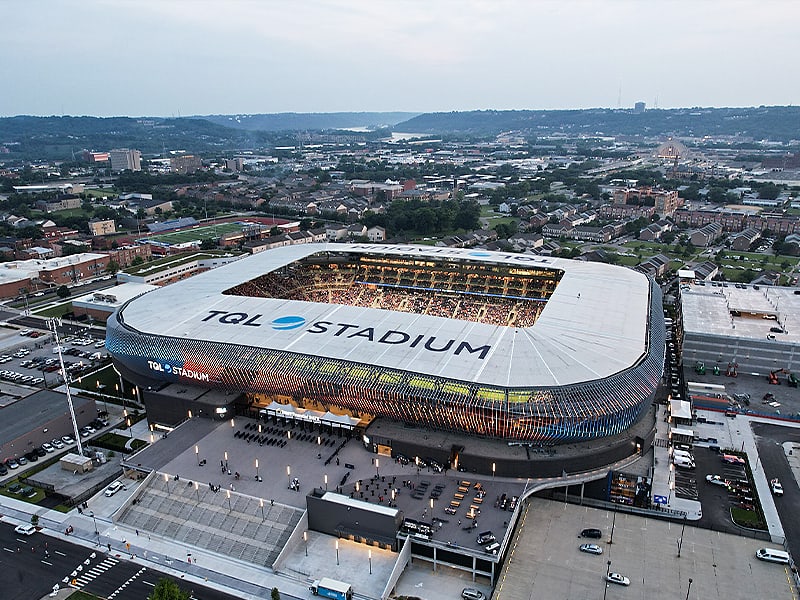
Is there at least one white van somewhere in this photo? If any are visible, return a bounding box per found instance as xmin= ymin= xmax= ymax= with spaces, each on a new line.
xmin=673 ymin=457 xmax=695 ymax=470
xmin=673 ymin=449 xmax=695 ymax=461
xmin=756 ymin=548 xmax=790 ymax=564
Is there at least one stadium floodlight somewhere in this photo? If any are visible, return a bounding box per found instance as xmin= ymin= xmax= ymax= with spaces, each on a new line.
xmin=47 ymin=318 xmax=83 ymax=457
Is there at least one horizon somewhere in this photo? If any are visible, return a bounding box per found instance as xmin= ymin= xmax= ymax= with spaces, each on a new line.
xmin=2 ymin=103 xmax=798 ymax=121
xmin=1 ymin=1 xmax=798 ymax=117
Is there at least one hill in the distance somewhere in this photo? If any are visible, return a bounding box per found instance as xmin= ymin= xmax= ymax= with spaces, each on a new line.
xmin=394 ymin=106 xmax=800 ymax=141
xmin=200 ymin=112 xmax=419 ymax=132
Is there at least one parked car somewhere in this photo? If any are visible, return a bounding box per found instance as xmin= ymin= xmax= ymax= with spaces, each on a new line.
xmin=606 ymin=572 xmax=630 ymax=586
xmin=461 ymin=588 xmax=486 ymax=600
xmin=580 ymin=528 xmax=602 ymax=539
xmin=51 ymin=439 xmax=64 ymax=449
xmin=41 ymin=442 xmax=54 ymax=453
xmin=770 ymin=478 xmax=784 ymax=496
xmin=5 ymin=458 xmax=19 ymax=469
xmin=706 ymin=475 xmax=728 ymax=487
xmin=722 ymin=454 xmax=746 ymax=465
xmin=579 ymin=543 xmax=603 ymax=555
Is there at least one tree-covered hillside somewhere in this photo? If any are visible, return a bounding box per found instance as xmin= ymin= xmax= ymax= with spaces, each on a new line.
xmin=395 ymin=106 xmax=800 ymax=141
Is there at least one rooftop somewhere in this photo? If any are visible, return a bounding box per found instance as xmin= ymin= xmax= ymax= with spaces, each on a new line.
xmin=116 ymin=243 xmax=653 ymax=389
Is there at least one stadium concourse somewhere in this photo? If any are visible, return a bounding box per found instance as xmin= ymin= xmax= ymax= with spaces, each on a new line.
xmin=108 ymin=243 xmax=664 ymax=474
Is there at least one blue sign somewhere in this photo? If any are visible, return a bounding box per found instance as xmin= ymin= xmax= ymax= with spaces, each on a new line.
xmin=653 ymin=495 xmax=668 ymax=505
xmin=271 ymin=315 xmax=306 ymax=330
xmin=468 ymin=252 xmax=491 ymax=257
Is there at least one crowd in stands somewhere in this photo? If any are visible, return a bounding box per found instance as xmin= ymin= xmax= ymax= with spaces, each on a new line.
xmin=225 ymin=261 xmax=553 ymax=328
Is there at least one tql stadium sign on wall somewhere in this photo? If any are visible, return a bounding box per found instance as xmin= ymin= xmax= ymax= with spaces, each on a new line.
xmin=201 ymin=310 xmax=493 ymax=360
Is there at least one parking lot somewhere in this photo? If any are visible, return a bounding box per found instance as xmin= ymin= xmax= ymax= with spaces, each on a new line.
xmin=0 ymin=325 xmax=106 ymax=389
xmin=494 ymin=496 xmax=793 ymax=600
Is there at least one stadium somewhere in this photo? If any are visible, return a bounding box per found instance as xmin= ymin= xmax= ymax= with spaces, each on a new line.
xmin=107 ymin=243 xmax=665 ymax=444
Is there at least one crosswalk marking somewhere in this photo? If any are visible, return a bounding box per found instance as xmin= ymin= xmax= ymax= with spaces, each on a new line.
xmin=66 ymin=553 xmax=122 ymax=589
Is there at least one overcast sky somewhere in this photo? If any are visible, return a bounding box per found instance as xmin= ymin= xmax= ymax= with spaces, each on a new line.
xmin=1 ymin=0 xmax=798 ymax=117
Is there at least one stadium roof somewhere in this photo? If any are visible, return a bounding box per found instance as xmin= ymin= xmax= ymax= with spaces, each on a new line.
xmin=116 ymin=244 xmax=653 ymax=388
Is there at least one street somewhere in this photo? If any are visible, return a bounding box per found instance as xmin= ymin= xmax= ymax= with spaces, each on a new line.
xmin=0 ymin=522 xmax=245 ymax=600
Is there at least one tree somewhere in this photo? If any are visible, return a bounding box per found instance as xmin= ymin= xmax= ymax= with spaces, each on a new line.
xmin=105 ymin=260 xmax=120 ymax=274
xmin=131 ymin=256 xmax=145 ymax=266
xmin=148 ymin=578 xmax=190 ymax=600
xmin=200 ymin=239 xmax=217 ymax=250
xmin=57 ymin=285 xmax=70 ymax=299
xmin=271 ymin=588 xmax=281 ymax=600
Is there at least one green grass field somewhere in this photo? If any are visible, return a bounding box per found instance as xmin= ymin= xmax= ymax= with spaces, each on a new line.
xmin=144 ymin=222 xmax=244 ymax=245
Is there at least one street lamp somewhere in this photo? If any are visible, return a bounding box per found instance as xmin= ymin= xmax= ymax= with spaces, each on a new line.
xmin=336 ymin=539 xmax=339 ymax=565
xmin=685 ymin=578 xmax=693 ymax=600
xmin=255 ymin=458 xmax=260 ymax=480
xmin=304 ymin=531 xmax=308 ymax=556
xmin=195 ymin=445 xmax=200 ymax=466
xmin=194 ymin=481 xmax=200 ymax=502
xmin=609 ymin=505 xmax=617 ymax=544
xmin=324 ymin=474 xmax=328 ymax=491
xmin=224 ymin=451 xmax=228 ymax=471
xmin=260 ymin=498 xmax=265 ymax=521
xmin=287 ymin=465 xmax=291 ymax=487
xmin=369 ymin=549 xmax=372 ymax=575
xmin=226 ymin=489 xmax=232 ymax=511
xmin=678 ymin=515 xmax=687 ymax=557
xmin=164 ymin=472 xmax=170 ymax=494
xmin=375 ymin=458 xmax=380 ymax=478
xmin=492 ymin=462 xmax=496 ymax=479
xmin=88 ymin=511 xmax=98 ymax=535
xmin=603 ymin=560 xmax=611 ymax=600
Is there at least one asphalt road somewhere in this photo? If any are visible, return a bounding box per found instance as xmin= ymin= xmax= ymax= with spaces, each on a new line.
xmin=0 ymin=523 xmax=244 ymax=600
xmin=751 ymin=422 xmax=800 ymax=560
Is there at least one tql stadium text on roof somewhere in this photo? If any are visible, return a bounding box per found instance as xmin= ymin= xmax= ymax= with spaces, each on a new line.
xmin=107 ymin=243 xmax=663 ymax=442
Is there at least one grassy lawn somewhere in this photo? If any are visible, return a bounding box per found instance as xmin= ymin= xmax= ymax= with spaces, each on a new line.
xmin=33 ymin=302 xmax=72 ymax=318
xmin=616 ymin=255 xmax=641 ymax=266
xmin=731 ymin=506 xmax=766 ymax=529
xmin=84 ymin=188 xmax=116 ymax=199
xmin=484 ymin=216 xmax=519 ymax=228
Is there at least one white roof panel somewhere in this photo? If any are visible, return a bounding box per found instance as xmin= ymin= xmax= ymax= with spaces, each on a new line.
xmin=118 ymin=243 xmax=652 ymax=388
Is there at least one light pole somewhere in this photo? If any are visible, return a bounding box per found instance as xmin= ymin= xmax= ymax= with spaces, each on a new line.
xmin=685 ymin=578 xmax=693 ymax=600
xmin=324 ymin=474 xmax=328 ymax=491
xmin=336 ymin=539 xmax=339 ymax=565
xmin=492 ymin=462 xmax=496 ymax=479
xmin=260 ymin=498 xmax=265 ymax=521
xmin=164 ymin=472 xmax=170 ymax=494
xmin=89 ymin=511 xmax=98 ymax=535
xmin=609 ymin=505 xmax=617 ymax=544
xmin=287 ymin=465 xmax=291 ymax=487
xmin=678 ymin=515 xmax=687 ymax=557
xmin=194 ymin=481 xmax=200 ymax=502
xmin=255 ymin=458 xmax=260 ymax=480
xmin=603 ymin=560 xmax=611 ymax=600
xmin=304 ymin=531 xmax=308 ymax=556
xmin=369 ymin=549 xmax=372 ymax=575
xmin=375 ymin=458 xmax=380 ymax=478
xmin=195 ymin=445 xmax=200 ymax=466
xmin=226 ymin=489 xmax=232 ymax=511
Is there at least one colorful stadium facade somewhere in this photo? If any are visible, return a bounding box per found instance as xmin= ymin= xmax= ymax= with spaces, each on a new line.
xmin=107 ymin=244 xmax=665 ymax=442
